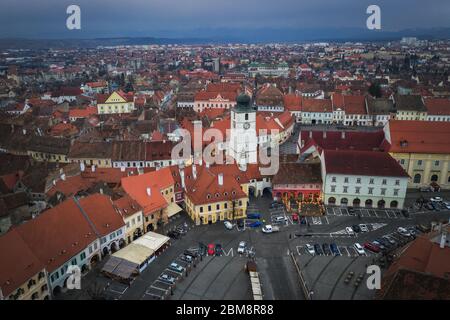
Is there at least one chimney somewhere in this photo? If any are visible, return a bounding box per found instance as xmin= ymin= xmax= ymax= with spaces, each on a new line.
xmin=440 ymin=231 xmax=447 ymax=249
xmin=341 ymin=131 xmax=346 ymax=139
xmin=99 ymin=188 xmax=104 ymax=194
xmin=206 ymin=162 xmax=210 ymax=168
xmin=323 ymin=131 xmax=327 ymax=139
xmin=309 ymin=131 xmax=312 ymax=138
xmin=218 ymin=173 xmax=223 ymax=186
xmin=146 ymin=187 xmax=152 ymax=196
xmin=180 ymin=168 xmax=186 ymax=189
xmin=192 ymin=164 xmax=197 ymax=179
xmin=60 ymin=174 xmax=66 ymax=181
xmin=91 ymin=165 xmax=96 ymax=172
xmin=22 ymin=129 xmax=27 ymax=135
xmin=120 ymin=166 xmax=125 ymax=172
xmin=80 ymin=162 xmax=85 ymax=172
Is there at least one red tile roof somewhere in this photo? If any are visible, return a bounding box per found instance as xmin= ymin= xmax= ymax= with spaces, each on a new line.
xmin=69 ymin=106 xmax=97 ymax=119
xmin=0 ymin=229 xmax=44 ymax=297
xmin=113 ymin=195 xmax=142 ymax=219
xmin=77 ymin=194 xmax=125 ymax=237
xmin=14 ymin=198 xmax=99 ymax=273
xmin=424 ymin=98 xmax=450 ymax=115
xmin=185 ymin=164 xmax=247 ymax=206
xmin=386 ymin=120 xmax=450 ymax=154
xmin=121 ymin=168 xmax=174 ymax=215
xmin=323 ymin=150 xmax=409 ymax=177
xmin=300 ymin=130 xmax=386 ymax=154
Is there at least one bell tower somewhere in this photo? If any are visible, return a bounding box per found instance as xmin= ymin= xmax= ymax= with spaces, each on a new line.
xmin=228 ymin=94 xmax=257 ymax=167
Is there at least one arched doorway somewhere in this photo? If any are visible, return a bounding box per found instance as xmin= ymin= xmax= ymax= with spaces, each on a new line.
xmin=81 ymin=264 xmax=89 ymax=274
xmin=119 ymin=238 xmax=126 ymax=249
xmin=110 ymin=242 xmax=118 ymax=253
xmin=340 ymin=198 xmax=348 ymax=206
xmin=390 ymin=200 xmax=398 ymax=208
xmin=377 ymin=199 xmax=385 ymax=209
xmin=146 ymin=223 xmax=154 ymax=232
xmin=353 ymin=198 xmax=361 ymax=207
xmin=413 ymin=173 xmax=421 ymax=183
xmin=328 ymin=197 xmax=336 ymax=205
xmin=133 ymin=228 xmax=142 ymax=240
xmin=102 ymin=246 xmax=109 ymax=256
xmin=90 ymin=254 xmax=100 ymax=267
xmin=431 ymin=174 xmax=438 ymax=182
xmin=365 ymin=199 xmax=373 ymax=208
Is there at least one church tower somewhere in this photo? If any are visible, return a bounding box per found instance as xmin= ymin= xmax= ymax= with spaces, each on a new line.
xmin=228 ymin=94 xmax=257 ymax=168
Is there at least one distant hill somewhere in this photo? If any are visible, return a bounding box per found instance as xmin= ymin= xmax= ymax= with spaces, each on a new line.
xmin=0 ymin=27 xmax=449 ymax=49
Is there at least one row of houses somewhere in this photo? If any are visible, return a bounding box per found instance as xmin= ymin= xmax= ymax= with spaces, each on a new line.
xmin=1 ymin=136 xmax=188 ymax=169
xmin=284 ymin=94 xmax=450 ymax=126
xmin=0 ymin=166 xmax=182 ymax=300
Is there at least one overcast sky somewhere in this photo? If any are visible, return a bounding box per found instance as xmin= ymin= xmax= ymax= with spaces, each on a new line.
xmin=0 ymin=0 xmax=449 ymax=38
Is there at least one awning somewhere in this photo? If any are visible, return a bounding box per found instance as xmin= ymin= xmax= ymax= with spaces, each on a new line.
xmin=166 ymin=202 xmax=183 ymax=218
xmin=113 ymin=243 xmax=154 ymax=265
xmin=101 ymin=256 xmax=139 ymax=281
xmin=133 ymin=231 xmax=170 ymax=252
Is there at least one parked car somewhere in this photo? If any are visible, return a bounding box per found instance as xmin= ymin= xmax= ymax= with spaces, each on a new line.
xmin=305 ymin=244 xmax=315 ymax=255
xmin=330 ymin=243 xmax=341 ymax=256
xmin=300 ymin=216 xmax=307 ymax=225
xmin=168 ymin=262 xmax=184 ymax=273
xmin=237 ymin=219 xmax=245 ymax=229
xmin=215 ymin=244 xmax=222 ymax=256
xmin=184 ymin=250 xmax=198 ymax=258
xmin=353 ymin=243 xmax=366 ymax=255
xmin=179 ymin=254 xmax=193 ymax=263
xmin=322 ymin=243 xmax=332 ymax=255
xmin=444 ymin=202 xmax=450 ymax=210
xmin=430 ymin=197 xmax=443 ymax=202
xmin=372 ymin=240 xmax=386 ymax=250
xmin=364 ymin=242 xmax=380 ymax=253
xmin=382 ymin=236 xmax=396 ymax=245
xmin=262 ymin=225 xmax=280 ymax=233
xmin=224 ymin=220 xmax=233 ymax=230
xmin=272 ymin=216 xmax=288 ymax=223
xmin=159 ymin=273 xmax=176 ymax=284
xmin=359 ymin=224 xmax=369 ymax=232
xmin=248 ymin=221 xmax=263 ymax=228
xmin=351 ymin=225 xmax=361 ymax=233
xmin=207 ymin=243 xmax=215 ymax=256
xmin=397 ymin=227 xmax=411 ymax=237
xmin=348 ymin=207 xmax=355 ymax=215
xmin=237 ymin=241 xmax=247 ymax=254
xmin=314 ymin=244 xmax=324 ymax=255
xmin=419 ymin=186 xmax=432 ymax=192
xmin=346 ymin=227 xmax=355 ymax=236
xmin=247 ymin=213 xmax=261 ymax=219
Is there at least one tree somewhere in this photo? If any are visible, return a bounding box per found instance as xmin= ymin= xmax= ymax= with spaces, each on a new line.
xmin=368 ymin=82 xmax=382 ymax=98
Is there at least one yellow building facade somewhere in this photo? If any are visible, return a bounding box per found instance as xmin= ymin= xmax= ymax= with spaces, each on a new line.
xmin=97 ymin=91 xmax=135 ymax=115
xmin=390 ymin=152 xmax=450 ymax=189
xmin=5 ymin=270 xmax=50 ymax=300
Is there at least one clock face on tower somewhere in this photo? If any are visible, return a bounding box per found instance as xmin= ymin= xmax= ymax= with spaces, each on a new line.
xmin=243 ymin=123 xmax=250 ymax=130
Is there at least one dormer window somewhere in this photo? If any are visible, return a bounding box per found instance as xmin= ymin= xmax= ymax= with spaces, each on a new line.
xmin=206 ymin=194 xmax=211 ymax=199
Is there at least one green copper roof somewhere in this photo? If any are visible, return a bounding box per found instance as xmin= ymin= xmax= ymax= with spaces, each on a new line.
xmin=234 ymin=94 xmax=255 ymax=113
